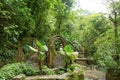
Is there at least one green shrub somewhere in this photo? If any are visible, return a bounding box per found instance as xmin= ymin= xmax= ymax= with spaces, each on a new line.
xmin=42 ymin=66 xmax=55 ymax=75
xmin=58 ymin=67 xmax=66 ymax=75
xmin=0 ymin=49 xmax=16 ymax=62
xmin=0 ymin=62 xmax=39 ymax=79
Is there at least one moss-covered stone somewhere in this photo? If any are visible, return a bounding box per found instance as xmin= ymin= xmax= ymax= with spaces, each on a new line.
xmin=65 ymin=67 xmax=84 ymax=80
xmin=13 ymin=74 xmax=26 ymax=80
xmin=14 ymin=64 xmax=84 ymax=80
xmin=14 ymin=67 xmax=84 ymax=80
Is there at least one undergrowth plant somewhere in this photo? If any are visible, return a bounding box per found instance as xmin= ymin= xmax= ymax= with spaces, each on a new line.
xmin=60 ymin=45 xmax=79 ymax=71
xmin=0 ymin=63 xmax=39 ymax=79
xmin=29 ymin=40 xmax=48 ymax=70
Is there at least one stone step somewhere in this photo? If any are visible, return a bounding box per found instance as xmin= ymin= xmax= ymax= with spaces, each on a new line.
xmin=75 ymin=58 xmax=88 ymax=61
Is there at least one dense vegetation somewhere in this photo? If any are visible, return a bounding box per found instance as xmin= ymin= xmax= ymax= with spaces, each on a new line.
xmin=0 ymin=0 xmax=120 ymax=79
xmin=0 ymin=63 xmax=38 ymax=79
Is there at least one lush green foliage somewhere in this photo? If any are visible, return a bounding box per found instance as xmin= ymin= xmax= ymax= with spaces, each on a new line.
xmin=93 ymin=0 xmax=120 ymax=70
xmin=58 ymin=63 xmax=83 ymax=75
xmin=0 ymin=49 xmax=16 ymax=62
xmin=94 ymin=28 xmax=118 ymax=69
xmin=0 ymin=0 xmax=75 ymax=62
xmin=42 ymin=66 xmax=55 ymax=75
xmin=29 ymin=40 xmax=48 ymax=61
xmin=59 ymin=45 xmax=78 ymax=70
xmin=0 ymin=63 xmax=39 ymax=79
xmin=64 ymin=45 xmax=73 ymax=53
xmin=79 ymin=13 xmax=110 ymax=56
xmin=0 ymin=0 xmax=120 ymax=73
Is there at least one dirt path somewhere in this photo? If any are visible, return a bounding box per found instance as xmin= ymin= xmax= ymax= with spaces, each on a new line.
xmin=84 ymin=69 xmax=106 ymax=80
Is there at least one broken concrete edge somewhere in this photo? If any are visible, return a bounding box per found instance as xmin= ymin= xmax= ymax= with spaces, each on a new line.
xmin=13 ymin=68 xmax=84 ymax=80
xmin=13 ymin=74 xmax=26 ymax=80
xmin=26 ymin=71 xmax=84 ymax=80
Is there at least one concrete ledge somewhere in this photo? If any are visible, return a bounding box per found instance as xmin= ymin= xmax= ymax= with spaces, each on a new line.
xmin=26 ymin=74 xmax=69 ymax=80
xmin=13 ymin=68 xmax=84 ymax=80
xmin=13 ymin=74 xmax=25 ymax=80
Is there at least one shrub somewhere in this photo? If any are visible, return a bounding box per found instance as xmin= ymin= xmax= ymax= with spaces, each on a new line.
xmin=42 ymin=66 xmax=55 ymax=75
xmin=0 ymin=49 xmax=16 ymax=62
xmin=0 ymin=62 xmax=39 ymax=79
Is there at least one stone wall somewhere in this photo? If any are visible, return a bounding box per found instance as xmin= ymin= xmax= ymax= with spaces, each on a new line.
xmin=13 ymin=68 xmax=84 ymax=80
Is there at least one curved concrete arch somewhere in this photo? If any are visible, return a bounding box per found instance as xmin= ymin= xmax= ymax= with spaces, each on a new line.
xmin=47 ymin=35 xmax=66 ymax=67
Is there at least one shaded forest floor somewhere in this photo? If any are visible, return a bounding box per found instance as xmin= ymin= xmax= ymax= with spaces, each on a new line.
xmin=26 ymin=54 xmax=106 ymax=80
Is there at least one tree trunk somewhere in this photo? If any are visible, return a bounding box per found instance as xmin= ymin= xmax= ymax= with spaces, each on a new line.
xmin=57 ymin=20 xmax=62 ymax=35
xmin=17 ymin=44 xmax=23 ymax=62
xmin=113 ymin=11 xmax=119 ymax=65
xmin=39 ymin=59 xmax=42 ymax=71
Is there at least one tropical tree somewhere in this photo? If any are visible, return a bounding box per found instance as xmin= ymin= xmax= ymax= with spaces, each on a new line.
xmin=79 ymin=13 xmax=109 ymax=56
xmin=106 ymin=0 xmax=120 ymax=65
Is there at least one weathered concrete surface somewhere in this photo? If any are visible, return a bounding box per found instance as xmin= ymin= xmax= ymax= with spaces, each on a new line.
xmin=26 ymin=68 xmax=84 ymax=80
xmin=13 ymin=74 xmax=25 ymax=80
xmin=26 ymin=74 xmax=69 ymax=80
xmin=53 ymin=54 xmax=65 ymax=68
xmin=85 ymin=70 xmax=106 ymax=80
xmin=13 ymin=68 xmax=84 ymax=80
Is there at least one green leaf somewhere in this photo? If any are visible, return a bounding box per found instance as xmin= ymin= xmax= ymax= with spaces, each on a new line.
xmin=64 ymin=45 xmax=73 ymax=53
xmin=36 ymin=40 xmax=44 ymax=51
xmin=43 ymin=45 xmax=48 ymax=51
xmin=39 ymin=52 xmax=46 ymax=61
xmin=28 ymin=46 xmax=38 ymax=52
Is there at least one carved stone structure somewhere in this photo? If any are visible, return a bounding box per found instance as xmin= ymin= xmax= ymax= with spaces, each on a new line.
xmin=47 ymin=35 xmax=66 ymax=67
xmin=14 ymin=67 xmax=84 ymax=80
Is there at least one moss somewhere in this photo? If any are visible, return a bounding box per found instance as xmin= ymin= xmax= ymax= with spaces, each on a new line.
xmin=65 ymin=67 xmax=84 ymax=80
xmin=66 ymin=73 xmax=84 ymax=80
xmin=13 ymin=64 xmax=84 ymax=80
